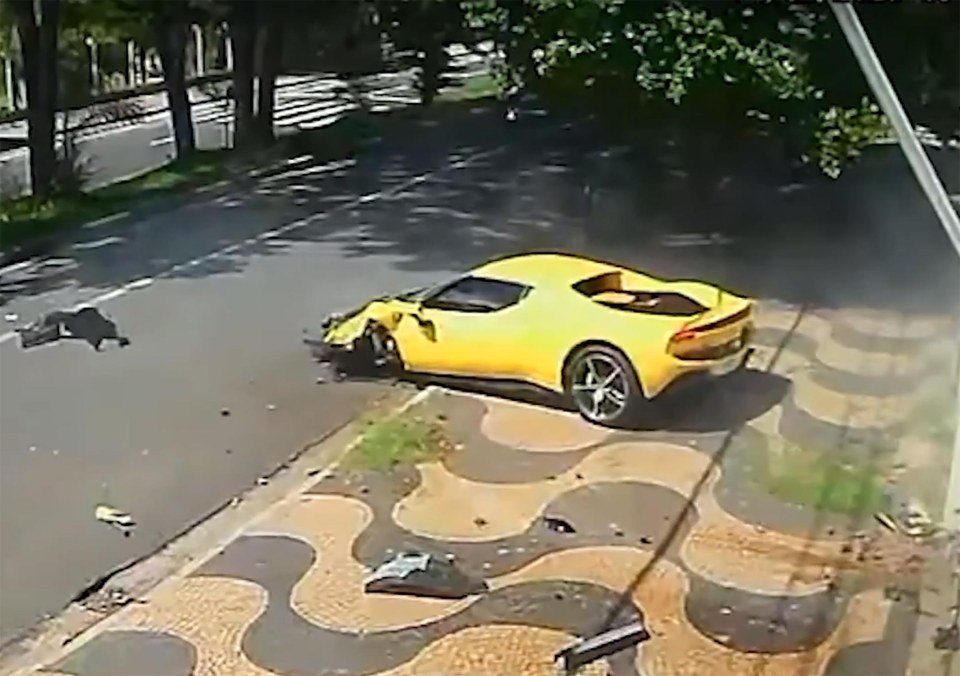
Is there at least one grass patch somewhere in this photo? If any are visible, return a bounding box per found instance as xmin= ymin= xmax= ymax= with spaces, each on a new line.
xmin=755 ymin=443 xmax=888 ymax=516
xmin=438 ymin=72 xmax=499 ymax=103
xmin=344 ymin=412 xmax=449 ymax=472
xmin=0 ymin=148 xmax=235 ymax=252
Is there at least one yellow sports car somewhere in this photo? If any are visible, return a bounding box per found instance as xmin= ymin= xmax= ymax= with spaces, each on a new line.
xmin=309 ymin=253 xmax=754 ymax=426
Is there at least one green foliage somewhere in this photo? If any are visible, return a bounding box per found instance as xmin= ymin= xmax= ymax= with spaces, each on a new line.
xmin=462 ymin=0 xmax=957 ymax=177
xmin=807 ymin=97 xmax=891 ymax=179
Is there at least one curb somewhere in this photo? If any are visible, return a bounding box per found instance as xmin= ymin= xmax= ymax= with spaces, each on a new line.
xmin=0 ymin=384 xmax=436 ymax=676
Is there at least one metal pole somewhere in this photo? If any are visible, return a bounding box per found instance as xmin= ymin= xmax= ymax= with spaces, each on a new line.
xmin=3 ymin=58 xmax=15 ymax=111
xmin=193 ymin=25 xmax=205 ymax=77
xmin=829 ymin=2 xmax=960 ymax=531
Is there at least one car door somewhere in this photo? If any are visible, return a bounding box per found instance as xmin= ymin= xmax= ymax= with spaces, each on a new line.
xmin=391 ymin=276 xmax=531 ymax=378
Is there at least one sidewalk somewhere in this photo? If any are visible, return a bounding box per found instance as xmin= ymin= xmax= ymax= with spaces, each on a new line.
xmin=12 ymin=300 xmax=955 ymax=675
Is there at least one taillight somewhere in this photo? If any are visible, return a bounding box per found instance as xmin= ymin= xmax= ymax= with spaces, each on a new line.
xmin=670 ymin=328 xmax=699 ymax=343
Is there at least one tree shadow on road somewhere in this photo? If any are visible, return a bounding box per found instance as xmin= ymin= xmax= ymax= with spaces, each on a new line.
xmin=2 ymin=97 xmax=958 ymax=324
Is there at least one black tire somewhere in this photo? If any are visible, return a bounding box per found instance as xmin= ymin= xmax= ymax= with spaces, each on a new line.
xmin=563 ymin=344 xmax=646 ymax=427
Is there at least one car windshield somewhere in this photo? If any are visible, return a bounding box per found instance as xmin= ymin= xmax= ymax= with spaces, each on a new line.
xmin=394 ymin=287 xmax=429 ymax=302
xmin=395 ymin=276 xmax=462 ymax=303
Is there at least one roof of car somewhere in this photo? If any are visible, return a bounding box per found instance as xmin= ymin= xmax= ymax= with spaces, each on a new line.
xmin=471 ymin=253 xmax=625 ymax=287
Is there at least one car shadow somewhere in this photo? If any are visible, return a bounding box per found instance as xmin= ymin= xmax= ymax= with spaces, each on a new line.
xmin=397 ymin=368 xmax=791 ymax=434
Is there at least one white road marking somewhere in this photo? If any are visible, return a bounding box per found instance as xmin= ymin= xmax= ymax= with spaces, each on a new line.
xmin=0 ymin=136 xmax=529 ymax=346
xmin=149 ymin=136 xmax=174 ymax=147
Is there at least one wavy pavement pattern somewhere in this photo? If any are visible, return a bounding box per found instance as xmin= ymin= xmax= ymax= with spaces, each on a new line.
xmin=46 ymin=305 xmax=942 ymax=675
xmin=48 ymin=493 xmax=890 ymax=676
xmin=393 ymin=440 xmax=847 ymax=595
xmin=749 ymin=306 xmax=951 ymax=458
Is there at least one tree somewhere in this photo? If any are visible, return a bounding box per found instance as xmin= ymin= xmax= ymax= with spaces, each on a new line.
xmin=224 ymin=0 xmax=255 ymax=149
xmin=379 ymin=0 xmax=467 ymax=106
xmin=7 ymin=0 xmax=61 ymax=198
xmin=152 ymin=1 xmax=196 ymax=157
xmin=462 ymin=0 xmax=958 ymax=177
xmin=67 ymin=0 xmax=203 ymax=159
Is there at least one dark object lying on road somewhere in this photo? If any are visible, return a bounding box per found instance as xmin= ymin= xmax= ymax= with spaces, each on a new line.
xmin=18 ymin=307 xmax=131 ymax=351
xmin=555 ymin=621 xmax=651 ymax=673
xmin=933 ymin=624 xmax=959 ymax=651
xmin=364 ymin=551 xmax=488 ymax=599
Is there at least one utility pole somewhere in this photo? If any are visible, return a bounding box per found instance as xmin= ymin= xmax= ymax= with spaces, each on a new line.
xmin=829 ymin=2 xmax=960 ymax=531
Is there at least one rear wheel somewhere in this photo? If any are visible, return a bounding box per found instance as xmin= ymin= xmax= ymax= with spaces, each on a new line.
xmin=564 ymin=345 xmax=645 ymax=426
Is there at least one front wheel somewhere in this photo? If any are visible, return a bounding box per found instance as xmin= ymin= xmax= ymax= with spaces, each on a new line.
xmin=564 ymin=345 xmax=645 ymax=426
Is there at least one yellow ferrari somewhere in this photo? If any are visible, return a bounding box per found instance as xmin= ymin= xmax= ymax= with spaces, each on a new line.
xmin=309 ymin=253 xmax=755 ymax=426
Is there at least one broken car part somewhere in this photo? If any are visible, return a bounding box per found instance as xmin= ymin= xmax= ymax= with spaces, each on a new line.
xmin=555 ymin=621 xmax=651 ymax=673
xmin=364 ymin=551 xmax=488 ymax=599
xmin=94 ymin=504 xmax=136 ymax=536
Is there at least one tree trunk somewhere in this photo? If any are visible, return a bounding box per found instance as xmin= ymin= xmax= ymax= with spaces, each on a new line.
xmin=419 ymin=42 xmax=443 ymax=107
xmin=11 ymin=0 xmax=60 ymax=198
xmin=137 ymin=45 xmax=147 ymax=83
xmin=156 ymin=22 xmax=195 ymax=159
xmin=229 ymin=6 xmax=257 ymax=150
xmin=253 ymin=21 xmax=279 ymax=145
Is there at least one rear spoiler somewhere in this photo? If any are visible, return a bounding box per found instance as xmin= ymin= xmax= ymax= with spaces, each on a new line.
xmin=676 ymin=287 xmax=725 ymax=334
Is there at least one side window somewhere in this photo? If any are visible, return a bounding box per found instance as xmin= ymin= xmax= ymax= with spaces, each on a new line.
xmin=423 ymin=276 xmax=529 ymax=313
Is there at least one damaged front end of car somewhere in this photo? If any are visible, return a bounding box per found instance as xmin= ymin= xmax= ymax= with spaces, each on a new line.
xmin=304 ymin=299 xmax=406 ymax=375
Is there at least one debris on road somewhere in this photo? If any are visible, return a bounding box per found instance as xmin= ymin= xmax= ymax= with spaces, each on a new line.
xmin=94 ymin=504 xmax=135 ymax=536
xmin=364 ymin=551 xmax=488 ymax=599
xmin=555 ymin=621 xmax=650 ymax=673
xmin=4 ymin=312 xmax=18 ymax=322
xmin=897 ymin=499 xmax=935 ymax=538
xmin=256 ymin=477 xmax=269 ymax=486
xmin=875 ymin=512 xmax=898 ymax=533
xmin=306 ymin=468 xmax=323 ymax=477
xmin=933 ymin=625 xmax=960 ymax=652
xmin=266 ymin=404 xmax=277 ymax=411
xmin=220 ymin=408 xmax=231 ymax=417
xmin=17 ymin=307 xmax=131 ymax=351
xmin=473 ymin=516 xmax=488 ymax=528
xmin=80 ymin=587 xmax=140 ymax=614
xmin=543 ymin=515 xmax=577 ymax=534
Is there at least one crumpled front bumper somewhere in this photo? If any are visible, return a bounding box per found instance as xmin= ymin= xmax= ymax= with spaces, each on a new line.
xmin=303 ymin=312 xmax=342 ymax=362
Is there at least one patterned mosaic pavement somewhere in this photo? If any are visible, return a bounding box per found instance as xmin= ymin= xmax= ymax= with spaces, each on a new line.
xmin=36 ymin=303 xmax=956 ymax=675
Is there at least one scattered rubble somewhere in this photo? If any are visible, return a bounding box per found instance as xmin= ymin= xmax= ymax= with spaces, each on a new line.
xmin=80 ymin=587 xmax=140 ymax=614
xmin=897 ymin=499 xmax=935 ymax=538
xmin=473 ymin=516 xmax=488 ymax=528
xmin=543 ymin=515 xmax=577 ymax=534
xmin=94 ymin=504 xmax=135 ymax=536
xmin=933 ymin=625 xmax=960 ymax=652
xmin=364 ymin=551 xmax=487 ymax=599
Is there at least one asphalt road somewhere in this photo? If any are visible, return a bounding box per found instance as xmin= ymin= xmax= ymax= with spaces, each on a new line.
xmin=0 ymin=104 xmax=564 ymax=648
xmin=0 ymin=50 xmax=490 ymax=196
